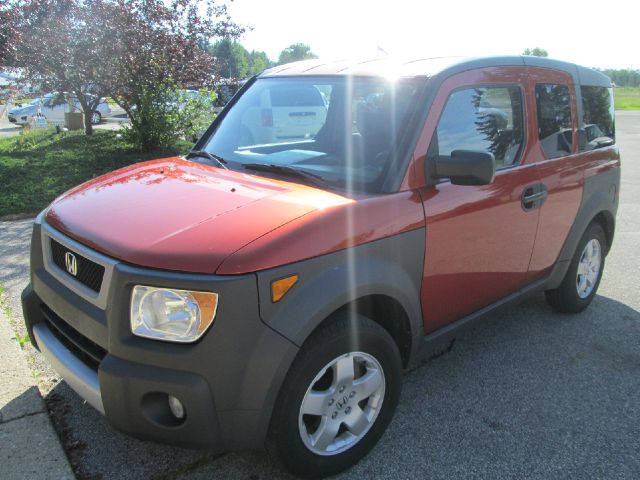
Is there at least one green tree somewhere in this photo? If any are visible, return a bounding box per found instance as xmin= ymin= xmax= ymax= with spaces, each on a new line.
xmin=248 ymin=50 xmax=271 ymax=75
xmin=13 ymin=0 xmax=243 ymax=145
xmin=0 ymin=4 xmax=19 ymax=66
xmin=209 ymin=39 xmax=250 ymax=79
xmin=15 ymin=0 xmax=115 ymax=135
xmin=277 ymin=43 xmax=318 ymax=65
xmin=522 ymin=47 xmax=549 ymax=57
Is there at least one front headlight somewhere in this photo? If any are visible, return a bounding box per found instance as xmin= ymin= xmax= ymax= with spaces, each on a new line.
xmin=130 ymin=285 xmax=219 ymax=343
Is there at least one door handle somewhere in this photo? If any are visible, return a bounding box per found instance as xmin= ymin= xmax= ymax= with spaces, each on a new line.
xmin=522 ymin=183 xmax=548 ymax=211
xmin=522 ymin=191 xmax=546 ymax=202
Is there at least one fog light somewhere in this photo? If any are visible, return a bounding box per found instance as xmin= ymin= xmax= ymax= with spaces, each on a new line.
xmin=168 ymin=395 xmax=185 ymax=419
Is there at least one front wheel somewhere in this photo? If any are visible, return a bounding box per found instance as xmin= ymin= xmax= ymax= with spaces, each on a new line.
xmin=545 ymin=222 xmax=607 ymax=313
xmin=91 ymin=111 xmax=102 ymax=125
xmin=267 ymin=313 xmax=402 ymax=478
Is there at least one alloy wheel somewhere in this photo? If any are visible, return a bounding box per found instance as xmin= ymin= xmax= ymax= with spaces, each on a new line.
xmin=298 ymin=351 xmax=385 ymax=456
xmin=576 ymin=238 xmax=602 ymax=298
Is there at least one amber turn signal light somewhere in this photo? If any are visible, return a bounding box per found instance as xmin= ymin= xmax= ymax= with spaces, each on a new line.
xmin=271 ymin=275 xmax=298 ymax=303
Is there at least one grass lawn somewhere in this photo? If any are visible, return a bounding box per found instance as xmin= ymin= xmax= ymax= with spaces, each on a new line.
xmin=1 ymin=98 xmax=35 ymax=106
xmin=614 ymin=87 xmax=640 ymax=110
xmin=0 ymin=129 xmax=191 ymax=217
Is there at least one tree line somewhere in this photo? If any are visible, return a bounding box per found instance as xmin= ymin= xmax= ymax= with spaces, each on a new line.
xmin=521 ymin=48 xmax=639 ymax=87
xmin=596 ymin=69 xmax=640 ymax=88
xmin=205 ymin=41 xmax=317 ymax=79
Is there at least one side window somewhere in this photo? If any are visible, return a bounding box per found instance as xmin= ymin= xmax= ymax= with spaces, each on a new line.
xmin=430 ymin=86 xmax=524 ymax=169
xmin=535 ymin=84 xmax=573 ymax=158
xmin=580 ymin=86 xmax=615 ymax=151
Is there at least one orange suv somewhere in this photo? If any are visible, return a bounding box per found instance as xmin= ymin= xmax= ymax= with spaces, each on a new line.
xmin=22 ymin=56 xmax=619 ymax=478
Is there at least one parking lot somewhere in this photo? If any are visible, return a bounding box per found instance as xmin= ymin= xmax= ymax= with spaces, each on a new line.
xmin=0 ymin=112 xmax=638 ymax=479
xmin=0 ymin=104 xmax=129 ymax=137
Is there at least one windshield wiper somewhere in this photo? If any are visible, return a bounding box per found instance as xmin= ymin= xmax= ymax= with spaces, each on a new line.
xmin=242 ymin=163 xmax=329 ymax=188
xmin=186 ymin=150 xmax=228 ymax=170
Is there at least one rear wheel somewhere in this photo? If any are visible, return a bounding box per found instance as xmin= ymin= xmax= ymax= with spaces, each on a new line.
xmin=267 ymin=313 xmax=402 ymax=478
xmin=545 ymin=222 xmax=606 ymax=313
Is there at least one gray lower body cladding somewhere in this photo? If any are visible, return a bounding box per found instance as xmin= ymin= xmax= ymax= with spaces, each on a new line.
xmin=255 ymin=228 xmax=426 ymax=364
xmin=546 ymin=165 xmax=619 ymax=289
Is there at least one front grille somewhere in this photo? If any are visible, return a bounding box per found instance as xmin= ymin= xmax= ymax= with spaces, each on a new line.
xmin=50 ymin=239 xmax=105 ymax=293
xmin=41 ymin=305 xmax=107 ymax=371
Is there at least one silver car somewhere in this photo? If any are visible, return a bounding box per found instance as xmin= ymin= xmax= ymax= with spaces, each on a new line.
xmin=8 ymin=93 xmax=111 ymax=125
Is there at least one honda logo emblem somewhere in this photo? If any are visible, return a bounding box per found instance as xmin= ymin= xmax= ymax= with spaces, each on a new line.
xmin=64 ymin=252 xmax=78 ymax=276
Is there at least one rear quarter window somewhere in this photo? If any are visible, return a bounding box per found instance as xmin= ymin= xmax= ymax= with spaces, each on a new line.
xmin=535 ymin=84 xmax=573 ymax=159
xmin=580 ymin=86 xmax=615 ymax=151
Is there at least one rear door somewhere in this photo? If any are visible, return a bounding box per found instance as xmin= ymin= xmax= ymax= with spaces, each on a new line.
xmin=524 ymin=68 xmax=583 ymax=277
xmin=415 ymin=68 xmax=543 ymax=333
xmin=42 ymin=94 xmax=66 ymax=121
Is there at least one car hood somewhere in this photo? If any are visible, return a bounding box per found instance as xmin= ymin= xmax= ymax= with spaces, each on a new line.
xmin=9 ymin=105 xmax=35 ymax=115
xmin=45 ymin=157 xmax=352 ymax=273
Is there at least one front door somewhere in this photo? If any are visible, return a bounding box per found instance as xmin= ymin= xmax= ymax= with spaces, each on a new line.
xmin=417 ymin=68 xmax=542 ymax=333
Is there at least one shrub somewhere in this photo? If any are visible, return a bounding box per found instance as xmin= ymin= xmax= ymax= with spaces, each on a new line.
xmin=122 ymin=83 xmax=217 ymax=151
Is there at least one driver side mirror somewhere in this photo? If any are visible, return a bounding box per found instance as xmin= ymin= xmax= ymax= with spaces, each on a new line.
xmin=431 ymin=150 xmax=496 ymax=186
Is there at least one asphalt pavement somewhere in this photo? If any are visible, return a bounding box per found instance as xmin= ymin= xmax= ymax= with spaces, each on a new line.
xmin=0 ymin=112 xmax=638 ymax=479
xmin=0 ymin=117 xmax=22 ymax=136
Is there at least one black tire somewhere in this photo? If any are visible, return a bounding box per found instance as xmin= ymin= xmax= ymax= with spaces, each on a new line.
xmin=91 ymin=111 xmax=102 ymax=125
xmin=267 ymin=313 xmax=402 ymax=478
xmin=545 ymin=222 xmax=607 ymax=313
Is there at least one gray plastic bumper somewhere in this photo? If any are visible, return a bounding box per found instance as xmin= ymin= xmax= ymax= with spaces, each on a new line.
xmin=32 ymin=323 xmax=104 ymax=414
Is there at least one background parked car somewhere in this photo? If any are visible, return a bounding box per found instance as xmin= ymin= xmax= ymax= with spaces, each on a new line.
xmin=8 ymin=92 xmax=111 ymax=125
xmin=239 ymin=83 xmax=328 ymax=144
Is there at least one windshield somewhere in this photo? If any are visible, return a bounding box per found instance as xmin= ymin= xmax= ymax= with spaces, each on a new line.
xmin=39 ymin=94 xmax=54 ymax=107
xmin=41 ymin=94 xmax=65 ymax=108
xmin=200 ymin=76 xmax=425 ymax=193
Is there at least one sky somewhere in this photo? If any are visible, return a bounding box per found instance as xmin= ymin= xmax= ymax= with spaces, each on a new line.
xmin=228 ymin=0 xmax=637 ymax=70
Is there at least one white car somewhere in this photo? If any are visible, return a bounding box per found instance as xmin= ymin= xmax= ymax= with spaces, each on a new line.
xmin=239 ymin=84 xmax=328 ymax=145
xmin=8 ymin=93 xmax=111 ymax=126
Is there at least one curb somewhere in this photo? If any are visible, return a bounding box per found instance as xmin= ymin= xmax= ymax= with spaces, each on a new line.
xmin=0 ymin=213 xmax=37 ymax=222
xmin=104 ymin=116 xmax=130 ymax=124
xmin=0 ymin=309 xmax=75 ymax=480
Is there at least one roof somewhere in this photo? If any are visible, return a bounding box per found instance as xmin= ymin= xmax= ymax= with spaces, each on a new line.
xmin=260 ymin=56 xmax=612 ymax=87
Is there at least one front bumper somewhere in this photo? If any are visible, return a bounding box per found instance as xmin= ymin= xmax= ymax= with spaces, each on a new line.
xmin=32 ymin=321 xmax=104 ymax=413
xmin=22 ymin=219 xmax=299 ymax=450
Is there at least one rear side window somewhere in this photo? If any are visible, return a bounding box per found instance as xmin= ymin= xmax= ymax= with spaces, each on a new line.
xmin=535 ymin=84 xmax=573 ymax=159
xmin=430 ymin=86 xmax=524 ymax=169
xmin=580 ymin=86 xmax=615 ymax=151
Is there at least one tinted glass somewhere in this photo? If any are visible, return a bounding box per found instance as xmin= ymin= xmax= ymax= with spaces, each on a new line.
xmin=535 ymin=84 xmax=573 ymax=158
xmin=430 ymin=86 xmax=524 ymax=168
xmin=203 ymin=77 xmax=425 ymax=193
xmin=580 ymin=86 xmax=615 ymax=150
